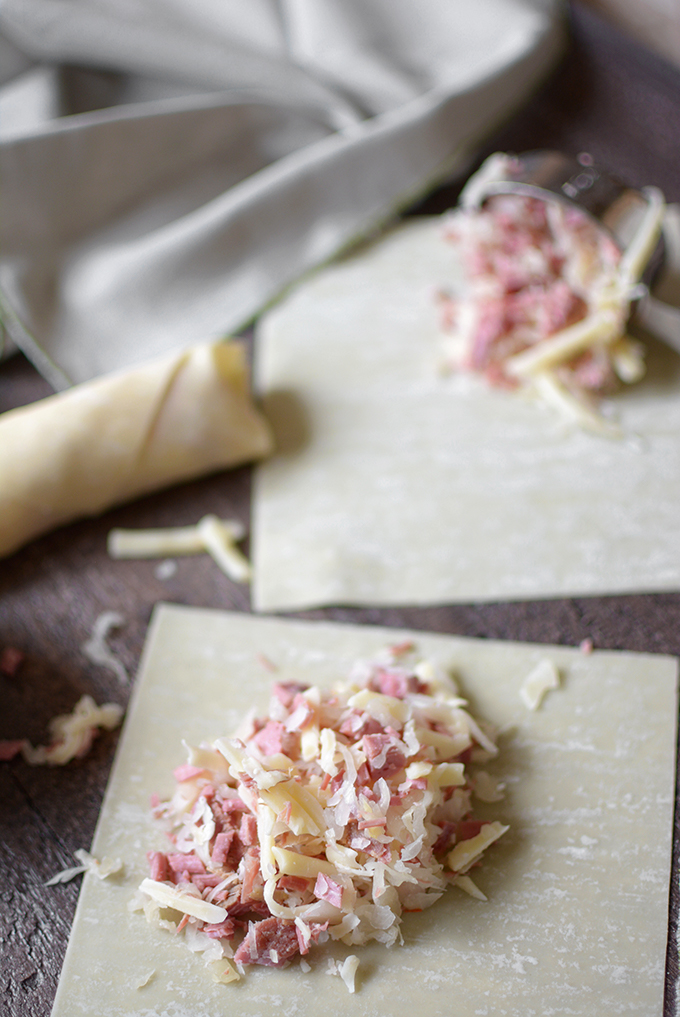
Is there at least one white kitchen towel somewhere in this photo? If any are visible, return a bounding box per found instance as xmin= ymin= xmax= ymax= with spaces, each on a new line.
xmin=0 ymin=0 xmax=563 ymax=389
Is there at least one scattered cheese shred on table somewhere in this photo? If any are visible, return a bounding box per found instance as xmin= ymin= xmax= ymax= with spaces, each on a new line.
xmin=46 ymin=849 xmax=124 ymax=885
xmin=82 ymin=611 xmax=128 ymax=684
xmin=108 ymin=516 xmax=251 ymax=583
xmin=0 ymin=694 xmax=123 ymax=766
xmin=519 ymin=658 xmax=561 ymax=711
xmin=136 ymin=645 xmax=508 ymax=992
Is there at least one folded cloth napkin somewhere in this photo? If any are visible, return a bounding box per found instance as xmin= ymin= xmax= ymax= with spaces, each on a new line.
xmin=0 ymin=341 xmax=273 ymax=558
xmin=0 ymin=0 xmax=563 ymax=388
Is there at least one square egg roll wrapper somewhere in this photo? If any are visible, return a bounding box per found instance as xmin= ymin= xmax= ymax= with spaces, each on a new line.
xmin=51 ymin=606 xmax=677 ymax=1017
xmin=0 ymin=341 xmax=273 ymax=557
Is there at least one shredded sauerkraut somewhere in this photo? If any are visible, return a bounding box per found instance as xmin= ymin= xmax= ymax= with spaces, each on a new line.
xmin=437 ymin=156 xmax=665 ymax=435
xmin=136 ymin=645 xmax=508 ymax=989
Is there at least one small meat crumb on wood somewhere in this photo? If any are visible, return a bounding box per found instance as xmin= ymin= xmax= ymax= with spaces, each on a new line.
xmin=0 ymin=646 xmax=25 ymax=676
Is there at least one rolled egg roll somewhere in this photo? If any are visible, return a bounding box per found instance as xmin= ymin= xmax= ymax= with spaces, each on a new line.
xmin=0 ymin=340 xmax=273 ymax=557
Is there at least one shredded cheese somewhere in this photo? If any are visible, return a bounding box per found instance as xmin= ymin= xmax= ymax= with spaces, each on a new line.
xmin=520 ymin=658 xmax=561 ymax=711
xmin=455 ymin=874 xmax=488 ymax=901
xmin=438 ymin=154 xmax=666 ymax=434
xmin=20 ymin=695 xmax=123 ymax=766
xmin=46 ymin=849 xmax=124 ymax=885
xmin=108 ymin=516 xmax=251 ymax=583
xmin=139 ymin=878 xmax=229 ymax=923
xmin=447 ymin=821 xmax=509 ymax=873
xmin=81 ymin=611 xmax=128 ymax=684
xmin=136 ymin=644 xmax=509 ymax=991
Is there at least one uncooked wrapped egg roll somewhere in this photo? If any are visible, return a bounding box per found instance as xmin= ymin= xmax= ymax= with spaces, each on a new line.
xmin=0 ymin=340 xmax=273 ymax=557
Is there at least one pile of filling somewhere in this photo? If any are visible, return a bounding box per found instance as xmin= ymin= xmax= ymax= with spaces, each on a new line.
xmin=437 ymin=157 xmax=664 ymax=433
xmin=134 ymin=645 xmax=507 ymax=990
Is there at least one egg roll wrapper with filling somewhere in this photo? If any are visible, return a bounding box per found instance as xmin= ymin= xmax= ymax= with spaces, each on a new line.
xmin=0 ymin=341 xmax=273 ymax=557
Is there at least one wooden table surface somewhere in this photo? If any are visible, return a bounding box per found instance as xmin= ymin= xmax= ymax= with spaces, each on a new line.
xmin=2 ymin=4 xmax=679 ymax=1015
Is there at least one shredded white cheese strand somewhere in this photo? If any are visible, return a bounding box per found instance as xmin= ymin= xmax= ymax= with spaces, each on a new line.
xmin=81 ymin=611 xmax=129 ymax=684
xmin=108 ymin=519 xmax=245 ymax=558
xmin=108 ymin=516 xmax=251 ymax=583
xmin=22 ymin=695 xmax=123 ymax=766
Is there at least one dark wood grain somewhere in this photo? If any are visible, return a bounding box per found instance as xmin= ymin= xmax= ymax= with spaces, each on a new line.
xmin=1 ymin=4 xmax=679 ymax=1014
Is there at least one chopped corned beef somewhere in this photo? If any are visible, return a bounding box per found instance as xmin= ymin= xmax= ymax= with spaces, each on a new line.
xmin=234 ymin=917 xmax=300 ymax=967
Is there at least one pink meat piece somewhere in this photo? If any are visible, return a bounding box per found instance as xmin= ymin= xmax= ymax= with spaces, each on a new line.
xmin=239 ymin=813 xmax=258 ymax=846
xmin=469 ymin=302 xmax=506 ymax=369
xmin=456 ymin=819 xmax=485 ymax=843
xmin=277 ymin=801 xmax=293 ymax=826
xmin=339 ymin=711 xmax=383 ymax=738
xmin=202 ymin=918 xmax=237 ymax=939
xmin=172 ymin=763 xmax=205 ymax=783
xmin=568 ymin=348 xmax=616 ymax=391
xmin=313 ymin=872 xmax=343 ymax=908
xmin=239 ymin=847 xmax=262 ymax=903
xmin=285 ymin=694 xmax=315 ymax=731
xmin=432 ymin=822 xmax=457 ymax=856
xmin=147 ymin=851 xmax=170 ymax=882
xmin=297 ymin=919 xmax=330 ymax=954
xmin=211 ymin=830 xmax=236 ymax=868
xmin=278 ymin=875 xmax=310 ymax=894
xmin=398 ymin=777 xmax=427 ymax=792
xmin=349 ymin=832 xmax=372 ymax=852
xmin=0 ymin=739 xmax=26 ymax=761
xmin=253 ymin=720 xmax=288 ymax=757
xmin=370 ymin=668 xmax=408 ymax=698
xmin=363 ymin=733 xmax=407 ymax=778
xmin=192 ymin=872 xmax=223 ymax=891
xmin=271 ymin=682 xmax=310 ymax=708
xmin=167 ymin=853 xmax=206 ymax=875
xmin=358 ymin=816 xmax=387 ymax=830
xmin=359 ymin=838 xmax=392 ymax=862
xmin=234 ymin=917 xmax=300 ymax=967
xmin=220 ymin=795 xmax=246 ymax=813
xmin=0 ymin=647 xmax=24 ymax=677
xmin=368 ymin=667 xmax=429 ymax=699
xmin=295 ymin=924 xmax=311 ymax=955
xmin=539 ymin=280 xmax=586 ymax=334
xmin=227 ymin=899 xmax=270 ymax=918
